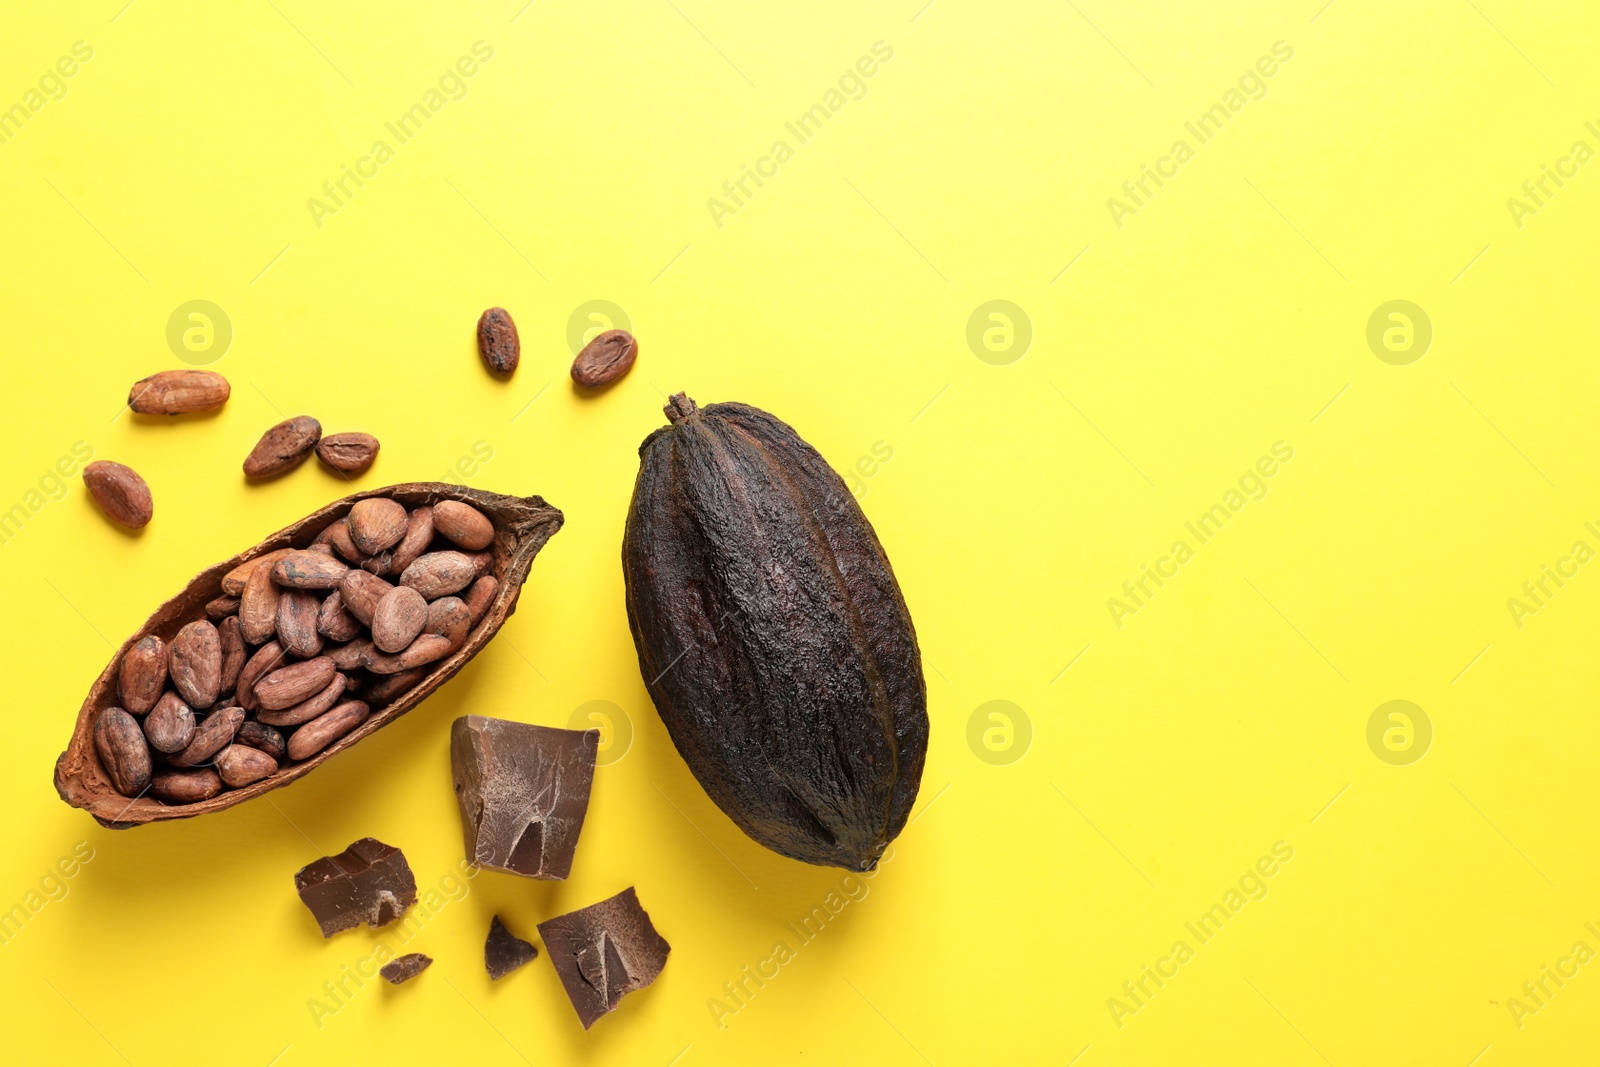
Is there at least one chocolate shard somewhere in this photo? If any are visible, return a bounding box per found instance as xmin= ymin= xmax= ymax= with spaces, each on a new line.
xmin=485 ymin=915 xmax=538 ymax=980
xmin=379 ymin=953 xmax=432 ymax=984
xmin=293 ymin=838 xmax=418 ymax=938
xmin=537 ymin=887 xmax=669 ymax=1029
xmin=450 ymin=716 xmax=598 ymax=879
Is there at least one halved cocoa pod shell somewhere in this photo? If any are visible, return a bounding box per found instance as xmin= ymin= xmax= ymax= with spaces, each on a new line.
xmin=54 ymin=483 xmax=563 ymax=828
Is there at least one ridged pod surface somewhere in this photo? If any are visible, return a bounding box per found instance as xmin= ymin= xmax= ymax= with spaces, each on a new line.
xmin=623 ymin=393 xmax=927 ymax=870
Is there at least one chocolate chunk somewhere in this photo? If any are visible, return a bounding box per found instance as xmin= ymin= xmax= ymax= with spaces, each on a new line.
xmin=485 ymin=915 xmax=538 ymax=980
xmin=379 ymin=953 xmax=432 ymax=984
xmin=293 ymin=838 xmax=418 ymax=938
xmin=450 ymin=716 xmax=598 ymax=879
xmin=537 ymin=887 xmax=670 ymax=1029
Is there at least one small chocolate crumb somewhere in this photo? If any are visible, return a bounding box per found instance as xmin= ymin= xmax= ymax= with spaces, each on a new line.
xmin=380 ymin=953 xmax=432 ymax=985
xmin=485 ymin=915 xmax=538 ymax=980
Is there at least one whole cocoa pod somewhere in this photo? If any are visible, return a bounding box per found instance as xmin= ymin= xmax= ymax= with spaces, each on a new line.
xmin=622 ymin=394 xmax=928 ymax=871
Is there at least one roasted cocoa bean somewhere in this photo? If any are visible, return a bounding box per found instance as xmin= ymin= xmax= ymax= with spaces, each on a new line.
xmin=361 ymin=634 xmax=451 ymax=674
xmin=324 ymin=640 xmax=371 ymax=672
xmin=218 ymin=616 xmax=246 ymax=696
xmin=424 ymin=596 xmax=471 ymax=651
xmin=223 ymin=549 xmax=291 ymax=596
xmin=287 ymin=701 xmax=369 ymax=760
xmin=83 ymin=460 xmax=153 ymax=528
xmin=348 ymin=498 xmax=407 ymax=555
xmin=128 ymin=369 xmax=230 ymax=415
xmin=236 ymin=641 xmax=287 ymax=711
xmin=205 ymin=595 xmax=241 ymax=620
xmin=239 ymin=557 xmax=281 ymax=644
xmin=362 ymin=667 xmax=426 ymax=708
xmin=372 ymin=586 xmax=427 ymax=653
xmin=150 ymin=767 xmax=223 ymax=804
xmin=316 ymin=432 xmax=380 ymax=475
xmin=244 ymin=416 xmax=321 ymax=478
xmin=258 ymin=672 xmax=348 ymax=728
xmin=477 ymin=307 xmax=519 ymax=375
xmin=432 ymin=501 xmax=494 ymax=551
xmin=95 ymin=707 xmax=152 ymax=796
xmin=464 ymin=575 xmax=497 ymax=627
xmin=255 ymin=657 xmax=337 ymax=711
xmin=623 ymin=393 xmax=928 ymax=870
xmin=271 ymin=551 xmax=348 ymax=590
xmin=323 ymin=519 xmax=364 ymax=565
xmin=364 ymin=505 xmax=432 ymax=577
xmin=215 ymin=744 xmax=277 ymax=787
xmin=277 ymin=589 xmax=324 ymax=658
xmin=236 ymin=721 xmax=287 ymax=763
xmin=570 ymin=328 xmax=638 ymax=388
xmin=119 ymin=635 xmax=167 ymax=715
xmin=169 ymin=620 xmax=222 ymax=709
xmin=317 ymin=591 xmax=362 ymax=642
xmin=400 ymin=551 xmax=477 ymax=599
xmin=169 ymin=705 xmax=244 ymax=768
xmin=339 ymin=570 xmax=393 ymax=625
xmin=144 ymin=692 xmax=196 ymax=754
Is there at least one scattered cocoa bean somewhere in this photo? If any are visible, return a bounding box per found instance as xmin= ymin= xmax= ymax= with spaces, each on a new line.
xmin=477 ymin=308 xmax=519 ymax=375
xmin=316 ymin=432 xmax=380 ymax=475
xmin=128 ymin=369 xmax=230 ymax=415
xmin=83 ymin=461 xmax=153 ymax=528
xmin=571 ymin=328 xmax=638 ymax=388
xmin=244 ymin=416 xmax=321 ymax=479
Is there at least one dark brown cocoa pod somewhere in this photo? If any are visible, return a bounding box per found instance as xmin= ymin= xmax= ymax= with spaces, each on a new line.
xmin=477 ymin=307 xmax=519 ymax=375
xmin=316 ymin=432 xmax=380 ymax=475
xmin=571 ymin=329 xmax=638 ymax=388
xmin=622 ymin=393 xmax=928 ymax=871
xmin=244 ymin=416 xmax=321 ymax=479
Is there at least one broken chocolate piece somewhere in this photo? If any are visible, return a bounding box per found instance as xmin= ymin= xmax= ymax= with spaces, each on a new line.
xmin=293 ymin=838 xmax=418 ymax=938
xmin=537 ymin=887 xmax=670 ymax=1029
xmin=450 ymin=715 xmax=598 ymax=879
xmin=379 ymin=953 xmax=432 ymax=984
xmin=485 ymin=915 xmax=538 ymax=980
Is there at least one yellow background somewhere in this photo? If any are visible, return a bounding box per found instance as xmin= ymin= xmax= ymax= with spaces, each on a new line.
xmin=2 ymin=1 xmax=1597 ymax=1063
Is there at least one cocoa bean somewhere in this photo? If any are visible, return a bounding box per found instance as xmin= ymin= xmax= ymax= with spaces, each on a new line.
xmin=348 ymin=498 xmax=408 ymax=555
xmin=151 ymin=768 xmax=222 ymax=804
xmin=236 ymin=641 xmax=287 ymax=711
xmin=432 ymin=500 xmax=494 ymax=551
xmin=325 ymin=640 xmax=371 ymax=672
xmin=95 ymin=707 xmax=152 ymax=796
xmin=424 ymin=596 xmax=471 ymax=651
xmin=361 ymin=634 xmax=452 ymax=674
xmin=218 ymin=616 xmax=246 ymax=696
xmin=83 ymin=461 xmax=153 ymax=528
xmin=372 ymin=586 xmax=427 ymax=653
xmin=307 ymin=541 xmax=336 ymax=557
xmin=340 ymin=571 xmax=393 ymax=625
xmin=363 ymin=667 xmax=426 ymax=708
xmin=236 ymin=721 xmax=287 ymax=762
xmin=256 ymin=657 xmax=337 ymax=711
xmin=271 ymin=551 xmax=348 ymax=590
xmin=118 ymin=635 xmax=167 ymax=715
xmin=464 ymin=576 xmax=498 ymax=627
xmin=400 ymin=551 xmax=477 ymax=599
xmin=169 ymin=705 xmax=243 ymax=768
xmin=169 ymin=620 xmax=221 ymax=709
xmin=240 ymin=557 xmax=281 ymax=644
xmin=205 ymin=595 xmax=240 ymax=620
xmin=570 ymin=328 xmax=638 ymax=388
xmin=287 ymin=701 xmax=370 ymax=760
xmin=277 ymin=589 xmax=324 ymax=658
xmin=222 ymin=549 xmax=291 ymax=596
xmin=477 ymin=307 xmax=519 ymax=375
xmin=316 ymin=432 xmax=380 ymax=475
xmin=323 ymin=519 xmax=365 ymax=565
xmin=128 ymin=369 xmax=230 ymax=415
xmin=244 ymin=416 xmax=321 ymax=478
xmin=258 ymin=672 xmax=347 ymax=728
xmin=364 ymin=506 xmax=432 ymax=577
xmin=215 ymin=744 xmax=277 ymax=787
xmin=317 ymin=591 xmax=362 ymax=642
xmin=144 ymin=693 xmax=196 ymax=754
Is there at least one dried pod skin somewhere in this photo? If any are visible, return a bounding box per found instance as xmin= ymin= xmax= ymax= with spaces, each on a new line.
xmin=477 ymin=307 xmax=520 ymax=374
xmin=622 ymin=394 xmax=929 ymax=870
xmin=95 ymin=708 xmax=151 ymax=796
xmin=144 ymin=693 xmax=195 ymax=754
xmin=244 ymin=416 xmax=322 ymax=479
xmin=571 ymin=329 xmax=639 ymax=388
xmin=128 ymin=370 xmax=230 ymax=415
xmin=316 ymin=432 xmax=380 ymax=474
xmin=119 ymin=635 xmax=167 ymax=715
xmin=372 ymin=586 xmax=428 ymax=653
xmin=83 ymin=461 xmax=153 ymax=528
xmin=348 ymin=498 xmax=408 ymax=555
xmin=169 ymin=620 xmax=222 ymax=709
xmin=54 ymin=484 xmax=563 ymax=827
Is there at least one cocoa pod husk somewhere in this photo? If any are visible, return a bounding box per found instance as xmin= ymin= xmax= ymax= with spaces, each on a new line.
xmin=244 ymin=416 xmax=321 ymax=479
xmin=316 ymin=432 xmax=380 ymax=475
xmin=571 ymin=329 xmax=638 ymax=388
xmin=432 ymin=501 xmax=494 ymax=551
xmin=128 ymin=370 xmax=230 ymax=415
xmin=348 ymin=498 xmax=408 ymax=555
xmin=168 ymin=620 xmax=221 ymax=709
xmin=477 ymin=308 xmax=519 ymax=375
xmin=55 ymin=484 xmax=563 ymax=827
xmin=95 ymin=708 xmax=151 ymax=796
xmin=623 ymin=394 xmax=928 ymax=870
xmin=118 ymin=635 xmax=167 ymax=715
xmin=168 ymin=705 xmax=243 ymax=768
xmin=83 ymin=461 xmax=154 ymax=528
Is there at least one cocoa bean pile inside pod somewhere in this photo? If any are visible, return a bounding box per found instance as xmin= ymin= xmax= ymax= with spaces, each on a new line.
xmin=622 ymin=393 xmax=928 ymax=871
xmin=54 ymin=484 xmax=562 ymax=828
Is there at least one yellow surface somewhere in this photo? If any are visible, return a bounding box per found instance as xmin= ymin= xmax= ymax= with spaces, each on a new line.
xmin=2 ymin=1 xmax=1598 ymax=1063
